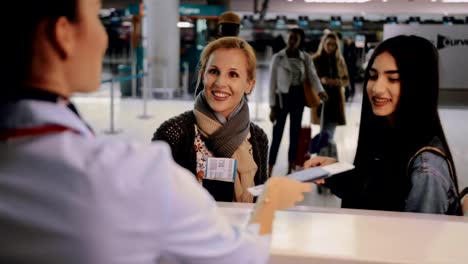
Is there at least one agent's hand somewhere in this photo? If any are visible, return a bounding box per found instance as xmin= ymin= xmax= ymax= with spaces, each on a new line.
xmin=261 ymin=177 xmax=312 ymax=210
xmin=269 ymin=107 xmax=276 ymax=123
xmin=318 ymin=91 xmax=328 ymax=101
xmin=303 ymin=156 xmax=337 ymax=185
xmin=250 ymin=177 xmax=312 ymax=235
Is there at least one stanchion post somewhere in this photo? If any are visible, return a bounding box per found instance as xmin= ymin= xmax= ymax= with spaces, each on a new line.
xmin=252 ymin=64 xmax=265 ymax=122
xmin=104 ymin=79 xmax=122 ymax=134
xmin=131 ymin=43 xmax=137 ymax=98
xmin=138 ymin=70 xmax=153 ymax=119
xmin=182 ymin=62 xmax=190 ymax=99
xmin=143 ymin=77 xmax=148 ymax=115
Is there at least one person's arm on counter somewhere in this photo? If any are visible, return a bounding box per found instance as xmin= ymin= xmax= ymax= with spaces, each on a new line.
xmin=161 ymin=152 xmax=311 ymax=264
xmin=303 ymin=156 xmax=357 ymax=200
xmin=250 ymin=177 xmax=312 ymax=235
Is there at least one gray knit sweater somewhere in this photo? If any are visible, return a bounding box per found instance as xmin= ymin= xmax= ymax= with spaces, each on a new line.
xmin=152 ymin=111 xmax=269 ymax=201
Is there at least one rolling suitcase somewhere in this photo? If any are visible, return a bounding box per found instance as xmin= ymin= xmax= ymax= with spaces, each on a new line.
xmin=294 ymin=126 xmax=311 ymax=169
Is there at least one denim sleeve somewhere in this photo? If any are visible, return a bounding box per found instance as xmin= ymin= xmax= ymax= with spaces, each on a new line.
xmin=405 ymin=151 xmax=455 ymax=214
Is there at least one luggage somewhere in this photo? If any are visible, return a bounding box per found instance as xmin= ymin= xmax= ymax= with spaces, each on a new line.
xmin=318 ymin=140 xmax=338 ymax=159
xmin=310 ymin=131 xmax=338 ymax=159
xmin=294 ymin=126 xmax=311 ymax=168
xmin=309 ymin=103 xmax=337 ymax=194
xmin=309 ymin=101 xmax=338 ymax=159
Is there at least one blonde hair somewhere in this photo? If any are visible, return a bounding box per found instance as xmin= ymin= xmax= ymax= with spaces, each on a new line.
xmin=314 ymin=32 xmax=348 ymax=80
xmin=197 ymin=37 xmax=256 ymax=89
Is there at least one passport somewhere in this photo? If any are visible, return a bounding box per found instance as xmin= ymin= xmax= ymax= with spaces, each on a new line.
xmin=247 ymin=162 xmax=354 ymax=196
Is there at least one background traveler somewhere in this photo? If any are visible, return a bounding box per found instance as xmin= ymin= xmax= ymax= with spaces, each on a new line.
xmin=311 ymin=32 xmax=349 ymax=159
xmin=268 ymin=28 xmax=326 ymax=176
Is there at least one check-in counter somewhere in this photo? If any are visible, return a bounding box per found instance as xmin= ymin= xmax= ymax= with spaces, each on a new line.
xmin=217 ymin=202 xmax=468 ymax=264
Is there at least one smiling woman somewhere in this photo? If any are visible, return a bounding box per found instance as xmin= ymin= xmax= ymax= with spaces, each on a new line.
xmin=153 ymin=37 xmax=270 ymax=203
xmin=202 ymin=48 xmax=255 ymax=118
xmin=305 ymin=35 xmax=463 ymax=216
xmin=366 ymin=51 xmax=401 ymax=120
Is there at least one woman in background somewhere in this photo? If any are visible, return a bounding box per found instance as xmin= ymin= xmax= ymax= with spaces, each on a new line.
xmin=312 ymin=32 xmax=349 ymax=158
xmin=268 ymin=28 xmax=326 ymax=176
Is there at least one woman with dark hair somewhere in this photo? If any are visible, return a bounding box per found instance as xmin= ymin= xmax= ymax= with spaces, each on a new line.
xmin=268 ymin=28 xmax=327 ymax=176
xmin=305 ymin=35 xmax=462 ymax=215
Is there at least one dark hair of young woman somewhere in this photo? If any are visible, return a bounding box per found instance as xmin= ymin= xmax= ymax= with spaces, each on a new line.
xmin=353 ymin=35 xmax=459 ymax=211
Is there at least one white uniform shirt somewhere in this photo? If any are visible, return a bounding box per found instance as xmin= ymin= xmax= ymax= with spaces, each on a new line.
xmin=0 ymin=100 xmax=270 ymax=264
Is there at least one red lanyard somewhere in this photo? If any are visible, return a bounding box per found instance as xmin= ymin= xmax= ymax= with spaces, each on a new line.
xmin=0 ymin=125 xmax=78 ymax=141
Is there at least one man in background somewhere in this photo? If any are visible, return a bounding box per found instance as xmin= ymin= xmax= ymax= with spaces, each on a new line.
xmin=192 ymin=11 xmax=241 ymax=95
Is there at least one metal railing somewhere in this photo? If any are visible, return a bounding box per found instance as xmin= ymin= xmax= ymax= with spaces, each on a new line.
xmin=99 ymin=61 xmax=193 ymax=134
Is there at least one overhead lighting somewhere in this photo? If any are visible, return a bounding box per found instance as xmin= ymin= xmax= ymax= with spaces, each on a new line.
xmin=122 ymin=21 xmax=132 ymax=27
xmin=99 ymin=9 xmax=114 ymax=17
xmin=305 ymin=0 xmax=371 ymax=2
xmin=177 ymin=22 xmax=194 ymax=28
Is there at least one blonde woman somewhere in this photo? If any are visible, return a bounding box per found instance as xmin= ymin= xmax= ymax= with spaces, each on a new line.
xmin=312 ymin=32 xmax=349 ymax=156
xmin=154 ymin=37 xmax=269 ymax=203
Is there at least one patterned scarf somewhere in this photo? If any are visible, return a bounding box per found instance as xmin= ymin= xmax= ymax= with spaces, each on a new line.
xmin=194 ymin=93 xmax=257 ymax=202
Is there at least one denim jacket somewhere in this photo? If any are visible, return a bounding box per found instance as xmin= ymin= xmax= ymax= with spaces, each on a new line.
xmin=405 ymin=142 xmax=461 ymax=215
xmin=326 ymin=137 xmax=461 ymax=215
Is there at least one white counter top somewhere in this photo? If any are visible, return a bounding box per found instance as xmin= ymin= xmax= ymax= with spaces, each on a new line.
xmin=217 ymin=202 xmax=468 ymax=264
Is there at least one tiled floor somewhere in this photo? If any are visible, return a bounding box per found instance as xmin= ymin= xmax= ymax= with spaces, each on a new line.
xmin=73 ymin=68 xmax=468 ymax=208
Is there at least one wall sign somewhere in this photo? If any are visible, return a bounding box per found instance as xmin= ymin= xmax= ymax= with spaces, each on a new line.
xmin=384 ymin=25 xmax=468 ymax=90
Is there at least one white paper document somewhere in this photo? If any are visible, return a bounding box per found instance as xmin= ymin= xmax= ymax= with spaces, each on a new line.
xmin=205 ymin=157 xmax=237 ymax=182
xmin=247 ymin=162 xmax=354 ymax=197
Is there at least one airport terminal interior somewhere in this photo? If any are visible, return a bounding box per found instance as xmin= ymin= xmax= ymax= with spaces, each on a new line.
xmin=46 ymin=0 xmax=468 ymax=262
xmin=93 ymin=0 xmax=468 ymax=208
xmin=76 ymin=72 xmax=468 ymax=208
xmin=0 ymin=0 xmax=468 ymax=264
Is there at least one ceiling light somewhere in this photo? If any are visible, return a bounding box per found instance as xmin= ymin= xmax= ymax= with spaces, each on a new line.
xmin=177 ymin=22 xmax=194 ymax=28
xmin=304 ymin=0 xmax=371 ymax=2
xmin=122 ymin=21 xmax=132 ymax=27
